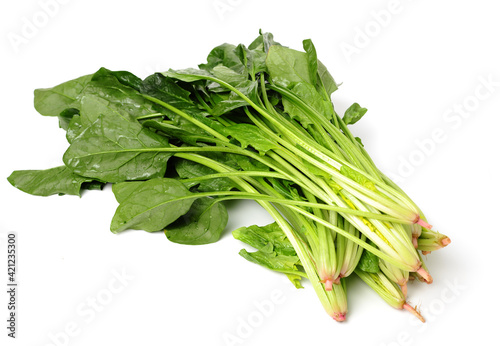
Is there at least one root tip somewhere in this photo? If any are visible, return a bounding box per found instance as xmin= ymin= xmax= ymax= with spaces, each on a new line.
xmin=403 ymin=303 xmax=425 ymax=323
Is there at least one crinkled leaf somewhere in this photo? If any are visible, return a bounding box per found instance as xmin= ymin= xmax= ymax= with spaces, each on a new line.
xmin=222 ymin=124 xmax=278 ymax=154
xmin=7 ymin=166 xmax=92 ymax=197
xmin=165 ymin=197 xmax=228 ymax=245
xmin=110 ymin=178 xmax=195 ymax=233
xmin=238 ymin=249 xmax=304 ymax=288
xmin=233 ymin=222 xmax=304 ymax=288
xmin=232 ymin=222 xmax=297 ymax=256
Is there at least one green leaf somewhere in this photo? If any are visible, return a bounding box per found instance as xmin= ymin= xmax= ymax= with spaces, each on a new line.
xmin=343 ymin=103 xmax=367 ymax=125
xmin=175 ymin=157 xmax=238 ymax=192
xmin=233 ymin=222 xmax=297 ymax=256
xmin=110 ymin=178 xmax=196 ymax=233
xmin=357 ymin=248 xmax=380 ymax=273
xmin=248 ymin=30 xmax=280 ymax=53
xmin=112 ymin=181 xmax=144 ymax=203
xmin=317 ymin=60 xmax=338 ymax=96
xmin=163 ymin=68 xmax=213 ymax=83
xmin=238 ymin=249 xmax=304 ymax=288
xmin=66 ymin=115 xmax=84 ymax=143
xmin=281 ymin=82 xmax=333 ymax=125
xmin=7 ymin=166 xmax=92 ymax=197
xmin=222 ymin=124 xmax=279 ymax=155
xmin=302 ymin=39 xmax=318 ymax=86
xmin=199 ymin=43 xmax=246 ymax=75
xmin=266 ymin=45 xmax=312 ymax=88
xmin=34 ymin=74 xmax=93 ymax=118
xmin=83 ymin=68 xmax=160 ymax=121
xmin=63 ymin=111 xmax=171 ymax=182
xmin=234 ymin=43 xmax=267 ymax=79
xmin=165 ymin=197 xmax=228 ymax=245
xmin=140 ymin=73 xmax=194 ymax=108
xmin=233 ymin=222 xmax=304 ymax=288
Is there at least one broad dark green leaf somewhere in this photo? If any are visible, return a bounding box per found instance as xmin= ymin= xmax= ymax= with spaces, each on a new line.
xmin=83 ymin=68 xmax=160 ymax=121
xmin=63 ymin=111 xmax=171 ymax=182
xmin=343 ymin=103 xmax=367 ymax=125
xmin=140 ymin=73 xmax=194 ymax=108
xmin=66 ymin=115 xmax=84 ymax=143
xmin=34 ymin=74 xmax=92 ymax=117
xmin=199 ymin=43 xmax=246 ymax=75
xmin=110 ymin=178 xmax=195 ymax=233
xmin=112 ymin=181 xmax=144 ymax=203
xmin=281 ymin=82 xmax=333 ymax=125
xmin=7 ymin=166 xmax=92 ymax=197
xmin=175 ymin=157 xmax=238 ymax=192
xmin=165 ymin=197 xmax=228 ymax=245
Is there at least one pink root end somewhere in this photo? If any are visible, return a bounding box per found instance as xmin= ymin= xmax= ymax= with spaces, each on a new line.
xmin=416 ymin=217 xmax=432 ymax=229
xmin=332 ymin=312 xmax=346 ymax=322
xmin=325 ymin=279 xmax=333 ymax=291
xmin=403 ymin=303 xmax=425 ymax=323
xmin=412 ymin=236 xmax=418 ymax=248
xmin=441 ymin=237 xmax=451 ymax=247
xmin=416 ymin=266 xmax=433 ymax=284
xmin=422 ymin=251 xmax=431 ymax=255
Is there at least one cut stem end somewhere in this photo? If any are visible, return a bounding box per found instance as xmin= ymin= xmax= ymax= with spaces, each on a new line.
xmin=416 ymin=266 xmax=433 ymax=284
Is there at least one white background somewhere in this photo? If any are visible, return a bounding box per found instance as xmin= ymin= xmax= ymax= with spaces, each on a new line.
xmin=1 ymin=1 xmax=499 ymax=345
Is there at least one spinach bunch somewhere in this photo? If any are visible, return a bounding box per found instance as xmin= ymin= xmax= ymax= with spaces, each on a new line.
xmin=8 ymin=31 xmax=450 ymax=322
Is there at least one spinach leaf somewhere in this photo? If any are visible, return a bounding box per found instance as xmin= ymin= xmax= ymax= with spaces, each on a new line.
xmin=199 ymin=43 xmax=246 ymax=75
xmin=63 ymin=111 xmax=171 ymax=182
xmin=165 ymin=197 xmax=228 ymax=245
xmin=233 ymin=222 xmax=304 ymax=288
xmin=7 ymin=166 xmax=92 ymax=197
xmin=111 ymin=178 xmax=195 ymax=233
xmin=34 ymin=74 xmax=93 ymax=118
xmin=343 ymin=103 xmax=367 ymax=125
xmin=222 ymin=124 xmax=279 ymax=155
xmin=175 ymin=157 xmax=238 ymax=192
xmin=357 ymin=248 xmax=380 ymax=273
